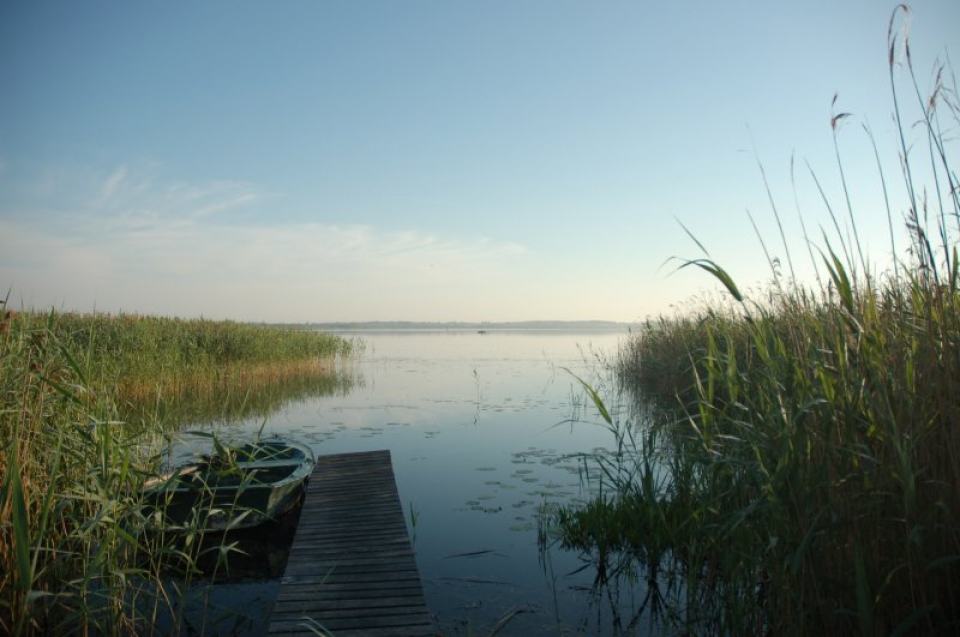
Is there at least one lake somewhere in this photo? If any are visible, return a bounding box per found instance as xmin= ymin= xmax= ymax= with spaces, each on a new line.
xmin=172 ymin=328 xmax=650 ymax=636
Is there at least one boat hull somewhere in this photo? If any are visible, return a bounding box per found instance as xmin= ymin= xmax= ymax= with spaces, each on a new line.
xmin=144 ymin=439 xmax=315 ymax=531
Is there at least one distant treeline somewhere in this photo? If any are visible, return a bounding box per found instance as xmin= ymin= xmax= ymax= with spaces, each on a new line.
xmin=268 ymin=320 xmax=635 ymax=331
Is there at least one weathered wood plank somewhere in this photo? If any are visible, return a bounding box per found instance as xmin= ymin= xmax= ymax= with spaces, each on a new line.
xmin=278 ymin=553 xmax=416 ymax=565
xmin=283 ymin=546 xmax=415 ymax=558
xmin=282 ymin=555 xmax=419 ymax=569
xmin=275 ymin=583 xmax=427 ymax=601
xmin=276 ymin=582 xmax=425 ymax=594
xmin=268 ymin=625 xmax=438 ymax=637
xmin=270 ymin=605 xmax=430 ymax=621
xmin=282 ymin=563 xmax=421 ymax=578
xmin=281 ymin=570 xmax=424 ymax=586
xmin=273 ymin=593 xmax=426 ymax=608
xmin=287 ymin=525 xmax=410 ymax=539
xmin=267 ymin=450 xmax=435 ymax=636
xmin=269 ymin=612 xmax=434 ymax=632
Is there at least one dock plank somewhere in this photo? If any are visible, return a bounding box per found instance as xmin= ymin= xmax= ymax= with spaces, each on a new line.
xmin=267 ymin=450 xmax=435 ymax=636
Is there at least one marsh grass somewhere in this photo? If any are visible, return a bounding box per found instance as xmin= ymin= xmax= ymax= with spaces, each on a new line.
xmin=51 ymin=312 xmax=350 ymax=393
xmin=0 ymin=310 xmax=352 ymax=634
xmin=548 ymin=7 xmax=960 ymax=635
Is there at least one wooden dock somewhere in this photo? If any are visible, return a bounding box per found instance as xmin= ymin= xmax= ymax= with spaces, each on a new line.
xmin=267 ymin=450 xmax=436 ymax=636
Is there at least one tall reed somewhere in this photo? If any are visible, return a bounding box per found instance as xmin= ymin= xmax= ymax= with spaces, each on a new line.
xmin=0 ymin=310 xmax=352 ymax=634
xmin=50 ymin=313 xmax=350 ymax=394
xmin=550 ymin=6 xmax=960 ymax=635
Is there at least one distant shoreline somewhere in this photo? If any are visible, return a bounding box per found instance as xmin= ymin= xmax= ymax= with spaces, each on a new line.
xmin=270 ymin=320 xmax=636 ymax=332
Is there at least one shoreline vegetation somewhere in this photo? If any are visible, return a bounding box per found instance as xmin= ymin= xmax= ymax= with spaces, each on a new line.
xmin=0 ymin=310 xmax=352 ymax=634
xmin=3 ymin=4 xmax=957 ymax=636
xmin=548 ymin=7 xmax=960 ymax=635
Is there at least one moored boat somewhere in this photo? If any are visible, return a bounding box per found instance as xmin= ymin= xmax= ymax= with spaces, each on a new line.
xmin=143 ymin=438 xmax=315 ymax=531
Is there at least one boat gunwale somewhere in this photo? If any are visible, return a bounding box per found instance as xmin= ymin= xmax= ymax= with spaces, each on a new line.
xmin=144 ymin=439 xmax=316 ymax=496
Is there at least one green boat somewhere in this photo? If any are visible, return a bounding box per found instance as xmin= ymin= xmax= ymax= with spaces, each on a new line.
xmin=144 ymin=438 xmax=315 ymax=531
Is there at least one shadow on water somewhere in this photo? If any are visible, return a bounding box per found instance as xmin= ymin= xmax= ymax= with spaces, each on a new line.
xmin=537 ymin=371 xmax=784 ymax=635
xmin=535 ymin=381 xmax=690 ymax=636
xmin=133 ymin=332 xmax=648 ymax=636
xmin=190 ymin=502 xmax=304 ymax=583
xmin=138 ymin=479 xmax=307 ymax=636
xmin=128 ymin=368 xmax=356 ymax=636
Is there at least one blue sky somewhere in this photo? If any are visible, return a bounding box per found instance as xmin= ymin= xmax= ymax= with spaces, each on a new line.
xmin=1 ymin=1 xmax=958 ymax=321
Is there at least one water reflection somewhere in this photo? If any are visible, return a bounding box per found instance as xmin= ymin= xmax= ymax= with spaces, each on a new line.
xmin=163 ymin=329 xmax=647 ymax=635
xmin=135 ymin=363 xmax=356 ymax=441
xmin=124 ymin=365 xmax=351 ymax=636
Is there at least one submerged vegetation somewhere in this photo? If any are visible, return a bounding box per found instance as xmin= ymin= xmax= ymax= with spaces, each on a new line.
xmin=0 ymin=310 xmax=352 ymax=634
xmin=550 ymin=8 xmax=960 ymax=636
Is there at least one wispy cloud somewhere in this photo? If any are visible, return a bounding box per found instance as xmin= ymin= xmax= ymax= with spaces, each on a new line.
xmin=98 ymin=165 xmax=128 ymax=203
xmin=193 ymin=192 xmax=258 ymax=218
xmin=85 ymin=167 xmax=261 ymax=231
xmin=0 ymin=165 xmax=539 ymax=321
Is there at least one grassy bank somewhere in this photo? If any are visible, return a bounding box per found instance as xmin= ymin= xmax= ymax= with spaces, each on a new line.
xmin=549 ymin=9 xmax=960 ymax=635
xmin=0 ymin=310 xmax=353 ymax=634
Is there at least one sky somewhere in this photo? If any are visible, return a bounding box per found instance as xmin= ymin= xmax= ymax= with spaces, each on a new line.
xmin=1 ymin=1 xmax=958 ymax=322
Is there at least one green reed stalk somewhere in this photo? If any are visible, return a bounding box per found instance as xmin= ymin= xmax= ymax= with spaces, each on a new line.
xmin=549 ymin=7 xmax=960 ymax=635
xmin=0 ymin=311 xmax=352 ymax=634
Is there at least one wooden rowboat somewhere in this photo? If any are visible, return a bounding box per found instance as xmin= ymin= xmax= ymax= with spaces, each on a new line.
xmin=144 ymin=438 xmax=315 ymax=531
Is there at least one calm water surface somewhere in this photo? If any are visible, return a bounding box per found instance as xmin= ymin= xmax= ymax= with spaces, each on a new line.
xmin=175 ymin=329 xmax=649 ymax=636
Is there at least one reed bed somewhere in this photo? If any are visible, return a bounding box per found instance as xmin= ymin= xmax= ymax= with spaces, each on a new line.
xmin=549 ymin=7 xmax=960 ymax=635
xmin=0 ymin=310 xmax=352 ymax=634
xmin=51 ymin=312 xmax=350 ymax=392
